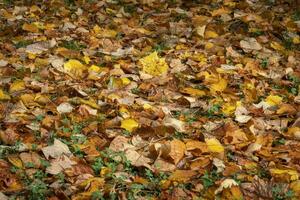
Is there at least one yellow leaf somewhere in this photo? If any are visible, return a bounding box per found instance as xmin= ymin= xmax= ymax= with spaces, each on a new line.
xmin=266 ymin=95 xmax=282 ymax=106
xmin=93 ymin=25 xmax=117 ymax=38
xmin=64 ymin=59 xmax=87 ymax=78
xmin=205 ymin=42 xmax=214 ymax=49
xmin=0 ymin=89 xmax=11 ymax=100
xmin=83 ymin=56 xmax=90 ymax=64
xmin=270 ymin=41 xmax=284 ymax=51
xmin=270 ymin=168 xmax=298 ymax=181
xmin=205 ymin=138 xmax=224 ymax=153
xmin=121 ymin=118 xmax=139 ymax=132
xmin=211 ymin=7 xmax=230 ymax=16
xmin=22 ymin=23 xmax=39 ymax=32
xmin=143 ymin=103 xmax=152 ymax=110
xmin=88 ymin=65 xmax=102 ymax=73
xmin=169 ymin=170 xmax=197 ymax=182
xmin=79 ymin=98 xmax=99 ymax=109
xmin=286 ymin=127 xmax=300 ymax=139
xmin=205 ymin=30 xmax=219 ymax=39
xmin=192 ymin=53 xmax=207 ymax=63
xmin=7 ymin=155 xmax=23 ymax=168
xmin=210 ymin=77 xmax=227 ymax=93
xmin=139 ymin=51 xmax=169 ymax=76
xmin=290 ymin=180 xmax=300 ymax=196
xmin=121 ymin=77 xmax=131 ymax=85
xmin=28 ymin=53 xmax=36 ymax=60
xmin=222 ymin=103 xmax=236 ymax=116
xmin=119 ymin=106 xmax=130 ymax=118
xmin=181 ymin=87 xmax=206 ymax=97
xmin=293 ymin=36 xmax=300 ymax=44
xmin=10 ymin=80 xmax=25 ymax=92
xmin=169 ymin=139 xmax=186 ymax=165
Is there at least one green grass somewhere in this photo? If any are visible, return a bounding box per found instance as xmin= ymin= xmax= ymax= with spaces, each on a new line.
xmin=61 ymin=40 xmax=86 ymax=51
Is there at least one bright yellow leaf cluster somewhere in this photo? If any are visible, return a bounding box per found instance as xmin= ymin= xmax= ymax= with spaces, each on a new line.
xmin=139 ymin=51 xmax=169 ymax=76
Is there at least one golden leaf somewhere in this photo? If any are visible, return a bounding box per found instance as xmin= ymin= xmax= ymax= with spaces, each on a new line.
xmin=22 ymin=23 xmax=39 ymax=32
xmin=265 ymin=95 xmax=282 ymax=106
xmin=205 ymin=30 xmax=219 ymax=39
xmin=270 ymin=168 xmax=298 ymax=181
xmin=205 ymin=138 xmax=224 ymax=153
xmin=139 ymin=51 xmax=169 ymax=76
xmin=121 ymin=118 xmax=139 ymax=132
xmin=276 ymin=104 xmax=296 ymax=115
xmin=7 ymin=155 xmax=23 ymax=169
xmin=10 ymin=80 xmax=25 ymax=93
xmin=169 ymin=139 xmax=186 ymax=165
xmin=0 ymin=89 xmax=10 ymax=100
xmin=169 ymin=170 xmax=197 ymax=182
xmin=180 ymin=87 xmax=206 ymax=97
xmin=270 ymin=41 xmax=284 ymax=51
xmin=221 ymin=103 xmax=236 ymax=116
xmin=210 ymin=77 xmax=227 ymax=93
xmin=64 ymin=59 xmax=87 ymax=78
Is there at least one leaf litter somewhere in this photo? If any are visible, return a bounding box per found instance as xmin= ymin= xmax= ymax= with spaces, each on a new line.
xmin=0 ymin=0 xmax=300 ymax=199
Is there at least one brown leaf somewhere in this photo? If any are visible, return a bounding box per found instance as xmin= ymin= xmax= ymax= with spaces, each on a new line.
xmin=169 ymin=139 xmax=186 ymax=165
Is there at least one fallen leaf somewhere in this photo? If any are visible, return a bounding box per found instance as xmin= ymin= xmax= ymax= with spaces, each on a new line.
xmin=0 ymin=89 xmax=10 ymax=100
xmin=163 ymin=117 xmax=186 ymax=132
xmin=121 ymin=118 xmax=139 ymax=132
xmin=125 ymin=149 xmax=151 ymax=168
xmin=42 ymin=139 xmax=72 ymax=159
xmin=25 ymin=41 xmax=51 ymax=54
xmin=240 ymin=38 xmax=262 ymax=51
xmin=63 ymin=59 xmax=87 ymax=78
xmin=205 ymin=138 xmax=224 ymax=153
xmin=270 ymin=168 xmax=298 ymax=181
xmin=139 ymin=51 xmax=169 ymax=76
xmin=265 ymin=95 xmax=282 ymax=106
xmin=180 ymin=87 xmax=206 ymax=97
xmin=9 ymin=80 xmax=25 ymax=92
xmin=57 ymin=102 xmax=74 ymax=114
xmin=46 ymin=155 xmax=75 ymax=175
xmin=215 ymin=179 xmax=239 ymax=194
xmin=169 ymin=170 xmax=197 ymax=182
xmin=22 ymin=23 xmax=39 ymax=32
xmin=169 ymin=139 xmax=186 ymax=165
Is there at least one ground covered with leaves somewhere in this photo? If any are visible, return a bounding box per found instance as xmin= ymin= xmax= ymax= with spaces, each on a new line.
xmin=0 ymin=0 xmax=300 ymax=199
